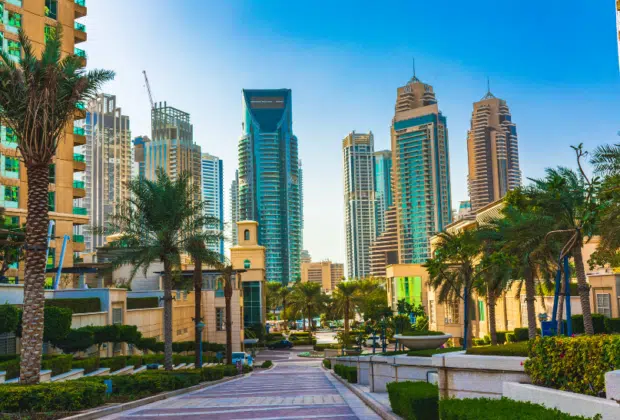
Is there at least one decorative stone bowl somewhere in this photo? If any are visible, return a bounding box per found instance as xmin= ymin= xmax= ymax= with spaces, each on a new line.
xmin=393 ymin=333 xmax=452 ymax=350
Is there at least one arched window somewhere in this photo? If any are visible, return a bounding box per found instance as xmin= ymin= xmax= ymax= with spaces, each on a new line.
xmin=244 ymin=259 xmax=251 ymax=269
xmin=244 ymin=229 xmax=250 ymax=241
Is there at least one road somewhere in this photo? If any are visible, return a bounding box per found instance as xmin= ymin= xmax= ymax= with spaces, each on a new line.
xmin=102 ymin=349 xmax=380 ymax=420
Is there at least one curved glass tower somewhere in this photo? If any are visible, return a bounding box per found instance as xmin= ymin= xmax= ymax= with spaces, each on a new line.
xmin=238 ymin=89 xmax=301 ymax=285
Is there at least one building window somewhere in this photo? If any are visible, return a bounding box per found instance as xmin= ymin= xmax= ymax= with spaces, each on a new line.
xmin=216 ymin=308 xmax=225 ymax=331
xmin=428 ymin=300 xmax=435 ymax=324
xmin=7 ymin=11 xmax=22 ymax=30
xmin=243 ymin=281 xmax=261 ymax=327
xmin=445 ymin=301 xmax=460 ymax=324
xmin=478 ymin=300 xmax=485 ymax=322
xmin=112 ymin=308 xmax=123 ymax=325
xmin=44 ymin=25 xmax=57 ymax=43
xmin=244 ymin=229 xmax=250 ymax=241
xmin=7 ymin=40 xmax=20 ymax=58
xmin=49 ymin=164 xmax=55 ymax=184
xmin=45 ymin=0 xmax=58 ymax=20
xmin=596 ymin=293 xmax=612 ymax=318
xmin=244 ymin=259 xmax=251 ymax=269
xmin=48 ymin=191 xmax=55 ymax=212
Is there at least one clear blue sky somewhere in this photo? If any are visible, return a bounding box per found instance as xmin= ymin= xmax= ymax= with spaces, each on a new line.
xmin=84 ymin=0 xmax=620 ymax=263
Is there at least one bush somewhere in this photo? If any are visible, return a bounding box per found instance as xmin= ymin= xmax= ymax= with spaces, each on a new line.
xmin=201 ymin=366 xmax=225 ymax=381
xmin=127 ymin=297 xmax=159 ymax=310
xmin=387 ymin=381 xmax=438 ymax=420
xmin=466 ymin=342 xmax=528 ymax=357
xmin=513 ymin=327 xmax=529 ymax=342
xmin=506 ymin=333 xmax=516 ymax=343
xmin=495 ymin=331 xmax=507 ymax=344
xmin=605 ymin=317 xmax=620 ymax=333
xmin=242 ymin=364 xmax=253 ymax=373
xmin=289 ymin=338 xmax=316 ymax=345
xmin=118 ymin=325 xmax=142 ymax=345
xmin=261 ymin=360 xmax=273 ymax=369
xmin=72 ymin=357 xmax=98 ymax=374
xmin=322 ymin=359 xmax=331 ymax=369
xmin=127 ymin=355 xmax=143 ymax=368
xmin=172 ymin=341 xmax=194 ymax=353
xmin=222 ymin=364 xmax=239 ymax=376
xmin=0 ymin=380 xmax=106 ymax=412
xmin=439 ymin=397 xmax=592 ymax=419
xmin=570 ymin=314 xmax=606 ymax=335
xmin=333 ymin=364 xmax=357 ymax=383
xmin=83 ymin=371 xmax=201 ymax=399
xmin=406 ymin=347 xmax=463 ymax=357
xmin=525 ymin=335 xmax=620 ymax=395
xmin=289 ymin=331 xmax=310 ymax=337
xmin=0 ymin=304 xmax=19 ymax=334
xmin=56 ymin=328 xmax=95 ymax=354
xmin=483 ymin=335 xmax=491 ymax=344
xmin=473 ymin=339 xmax=486 ymax=346
xmin=99 ymin=356 xmax=127 ymax=372
xmin=46 ymin=297 xmax=101 ymax=314
xmin=314 ymin=343 xmax=341 ymax=351
xmin=0 ymin=358 xmax=20 ymax=379
xmin=42 ymin=354 xmax=73 ymax=376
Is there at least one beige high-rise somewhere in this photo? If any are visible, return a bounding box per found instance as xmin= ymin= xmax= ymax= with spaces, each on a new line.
xmin=467 ymin=91 xmax=520 ymax=212
xmin=301 ymin=260 xmax=344 ymax=293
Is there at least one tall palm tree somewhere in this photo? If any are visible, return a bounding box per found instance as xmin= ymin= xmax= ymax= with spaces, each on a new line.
xmin=217 ymin=265 xmax=237 ymax=364
xmin=276 ymin=284 xmax=291 ymax=330
xmin=289 ymin=282 xmax=325 ymax=338
xmin=0 ymin=28 xmax=113 ymax=383
xmin=266 ymin=281 xmax=283 ymax=318
xmin=101 ymin=169 xmax=207 ymax=370
xmin=424 ymin=229 xmax=488 ymax=349
xmin=354 ymin=278 xmax=386 ymax=320
xmin=332 ymin=281 xmax=359 ymax=347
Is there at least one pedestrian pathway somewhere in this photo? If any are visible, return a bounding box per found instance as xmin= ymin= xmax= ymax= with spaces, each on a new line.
xmin=102 ymin=361 xmax=381 ymax=419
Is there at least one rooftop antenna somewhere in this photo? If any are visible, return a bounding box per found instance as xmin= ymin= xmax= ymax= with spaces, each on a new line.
xmin=413 ymin=57 xmax=416 ymax=79
xmin=482 ymin=75 xmax=495 ymax=100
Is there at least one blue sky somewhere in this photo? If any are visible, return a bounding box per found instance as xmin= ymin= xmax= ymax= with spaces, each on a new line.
xmin=84 ymin=0 xmax=620 ymax=263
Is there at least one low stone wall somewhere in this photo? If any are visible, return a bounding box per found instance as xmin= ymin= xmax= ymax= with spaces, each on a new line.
xmin=51 ymin=368 xmax=85 ymax=382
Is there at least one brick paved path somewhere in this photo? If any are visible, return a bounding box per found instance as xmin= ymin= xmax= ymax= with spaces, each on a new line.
xmin=102 ymin=361 xmax=380 ymax=419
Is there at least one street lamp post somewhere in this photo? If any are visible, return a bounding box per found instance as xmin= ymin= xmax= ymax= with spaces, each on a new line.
xmin=196 ymin=321 xmax=205 ymax=367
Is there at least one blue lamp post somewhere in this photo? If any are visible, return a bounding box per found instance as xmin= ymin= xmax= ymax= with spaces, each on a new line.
xmin=196 ymin=321 xmax=205 ymax=367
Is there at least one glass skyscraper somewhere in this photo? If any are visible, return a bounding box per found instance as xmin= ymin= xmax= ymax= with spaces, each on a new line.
xmin=201 ymin=153 xmax=224 ymax=257
xmin=391 ymin=75 xmax=452 ymax=264
xmin=373 ymin=150 xmax=392 ymax=237
xmin=237 ymin=89 xmax=301 ymax=285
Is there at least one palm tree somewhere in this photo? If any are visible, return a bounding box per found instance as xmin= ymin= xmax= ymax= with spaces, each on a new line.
xmin=0 ymin=28 xmax=113 ymax=383
xmin=332 ymin=281 xmax=359 ymax=347
xmin=218 ymin=265 xmax=237 ymax=364
xmin=289 ymin=282 xmax=325 ymax=338
xmin=354 ymin=278 xmax=386 ymax=320
xmin=424 ymin=229 xmax=488 ymax=349
xmin=276 ymin=284 xmax=291 ymax=330
xmin=266 ymin=281 xmax=283 ymax=318
xmin=101 ymin=169 xmax=207 ymax=370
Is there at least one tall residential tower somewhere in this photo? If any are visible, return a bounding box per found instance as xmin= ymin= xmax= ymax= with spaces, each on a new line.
xmin=237 ymin=89 xmax=302 ymax=285
xmin=466 ymin=91 xmax=520 ymax=212
xmin=343 ymin=131 xmax=376 ymax=278
xmin=373 ymin=150 xmax=392 ymax=237
xmin=391 ymin=75 xmax=452 ymax=264
xmin=201 ymin=154 xmax=224 ymax=257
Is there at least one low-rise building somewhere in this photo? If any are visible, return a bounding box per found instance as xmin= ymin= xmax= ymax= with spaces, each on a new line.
xmin=301 ymin=260 xmax=344 ymax=293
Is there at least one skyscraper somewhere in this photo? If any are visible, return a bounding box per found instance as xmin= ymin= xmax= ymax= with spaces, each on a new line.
xmin=133 ymin=135 xmax=150 ymax=179
xmin=83 ymin=94 xmax=132 ymax=253
xmin=369 ymin=205 xmax=399 ymax=277
xmin=201 ymin=153 xmax=224 ymax=257
xmin=343 ymin=131 xmax=376 ymax=278
xmin=230 ymin=170 xmax=239 ymax=246
xmin=466 ymin=91 xmax=520 ymax=212
xmin=373 ymin=150 xmax=392 ymax=237
xmin=237 ymin=89 xmax=302 ymax=285
xmin=391 ymin=74 xmax=452 ymax=264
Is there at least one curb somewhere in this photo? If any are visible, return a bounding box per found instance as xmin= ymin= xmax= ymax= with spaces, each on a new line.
xmin=329 ymin=371 xmax=401 ymax=420
xmin=62 ymin=374 xmax=248 ymax=420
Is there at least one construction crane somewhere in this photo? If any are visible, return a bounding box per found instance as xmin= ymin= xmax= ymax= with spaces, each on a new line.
xmin=142 ymin=70 xmax=155 ymax=109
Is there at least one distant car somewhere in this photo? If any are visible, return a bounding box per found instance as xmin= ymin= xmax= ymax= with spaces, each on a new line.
xmin=231 ymin=352 xmax=253 ymax=366
xmin=268 ymin=339 xmax=294 ymax=350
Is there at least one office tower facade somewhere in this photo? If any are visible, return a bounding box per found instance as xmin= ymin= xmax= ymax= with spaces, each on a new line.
xmin=373 ymin=150 xmax=392 ymax=237
xmin=300 ymin=249 xmax=311 ymax=264
xmin=238 ymin=89 xmax=301 ymax=285
xmin=301 ymin=260 xmax=344 ymax=293
xmin=200 ymin=154 xmax=224 ymax=256
xmin=230 ymin=170 xmax=239 ymax=246
xmin=83 ymin=94 xmax=132 ymax=253
xmin=456 ymin=200 xmax=473 ymax=221
xmin=466 ymin=92 xmax=520 ymax=212
xmin=343 ymin=131 xmax=377 ymax=279
xmin=133 ymin=136 xmax=150 ymax=179
xmin=391 ymin=75 xmax=452 ymax=264
xmin=0 ymin=0 xmax=89 ymax=280
xmin=144 ymin=103 xmax=201 ymax=202
xmin=369 ymin=205 xmax=399 ymax=277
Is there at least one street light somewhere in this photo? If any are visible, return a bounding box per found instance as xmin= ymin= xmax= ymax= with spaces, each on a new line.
xmin=196 ymin=321 xmax=205 ymax=367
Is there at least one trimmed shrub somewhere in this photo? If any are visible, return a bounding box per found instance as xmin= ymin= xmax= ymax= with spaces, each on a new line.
xmin=513 ymin=327 xmax=529 ymax=342
xmin=127 ymin=355 xmax=143 ymax=368
xmin=0 ymin=381 xmax=106 ymax=413
xmin=400 ymin=330 xmax=446 ymax=336
xmin=56 ymin=327 xmax=94 ymax=353
xmin=483 ymin=335 xmax=491 ymax=344
xmin=242 ymin=364 xmax=253 ymax=373
xmin=72 ymin=357 xmax=98 ymax=374
xmin=406 ymin=347 xmax=463 ymax=357
xmin=439 ymin=397 xmax=592 ymax=419
xmin=525 ymin=335 xmax=620 ymax=395
xmin=45 ymin=297 xmax=101 ymax=314
xmin=473 ymin=339 xmax=486 ymax=346
xmin=333 ymin=364 xmax=357 ymax=383
xmin=314 ymin=343 xmax=341 ymax=351
xmin=570 ymin=314 xmax=606 ymax=335
xmin=99 ymin=356 xmax=127 ymax=373
xmin=322 ymin=359 xmax=331 ymax=369
xmin=142 ymin=354 xmax=165 ymax=365
xmin=495 ymin=331 xmax=507 ymax=344
xmin=222 ymin=364 xmax=238 ymax=376
xmin=289 ymin=331 xmax=311 ymax=337
xmin=387 ymin=381 xmax=438 ymax=420
xmin=118 ymin=325 xmax=142 ymax=345
xmin=506 ymin=333 xmax=516 ymax=343
xmin=82 ymin=371 xmax=201 ymax=398
xmin=42 ymin=354 xmax=73 ymax=376
xmin=201 ymin=366 xmax=225 ymax=381
xmin=127 ymin=297 xmax=159 ymax=310
xmin=288 ymin=338 xmax=316 ymax=345
xmin=0 ymin=358 xmax=19 ymax=379
xmin=466 ymin=342 xmax=528 ymax=357
xmin=605 ymin=317 xmax=620 ymax=333
xmin=261 ymin=360 xmax=273 ymax=369
xmin=0 ymin=304 xmax=19 ymax=334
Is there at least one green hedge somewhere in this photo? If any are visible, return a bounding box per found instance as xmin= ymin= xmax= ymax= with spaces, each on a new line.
xmin=473 ymin=338 xmax=486 ymax=346
xmin=322 ymin=359 xmax=331 ymax=369
xmin=605 ymin=317 xmax=620 ymax=333
xmin=0 ymin=304 xmax=19 ymax=334
xmin=289 ymin=338 xmax=316 ymax=345
xmin=46 ymin=297 xmax=101 ymax=314
xmin=201 ymin=366 xmax=225 ymax=381
xmin=0 ymin=355 xmax=73 ymax=380
xmin=314 ymin=343 xmax=341 ymax=351
xmin=261 ymin=360 xmax=273 ymax=369
xmin=400 ymin=330 xmax=445 ymax=336
xmin=506 ymin=333 xmax=516 ymax=343
xmin=466 ymin=342 xmax=528 ymax=357
xmin=387 ymin=381 xmax=438 ymax=420
xmin=406 ymin=347 xmax=463 ymax=357
xmin=99 ymin=356 xmax=128 ymax=373
xmin=513 ymin=327 xmax=529 ymax=342
xmin=72 ymin=357 xmax=98 ymax=374
xmin=525 ymin=335 xmax=620 ymax=395
xmin=266 ymin=333 xmax=284 ymax=341
xmin=495 ymin=331 xmax=507 ymax=344
xmin=439 ymin=397 xmax=593 ymax=419
xmin=334 ymin=364 xmax=357 ymax=383
xmin=570 ymin=314 xmax=607 ymax=335
xmin=81 ymin=371 xmax=201 ymax=399
xmin=0 ymin=381 xmax=106 ymax=413
xmin=0 ymin=358 xmax=19 ymax=379
xmin=127 ymin=297 xmax=159 ymax=310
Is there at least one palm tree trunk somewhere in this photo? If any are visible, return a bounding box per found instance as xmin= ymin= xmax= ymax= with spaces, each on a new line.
xmin=344 ymin=299 xmax=350 ymax=348
xmin=488 ymin=291 xmax=497 ymax=345
xmin=193 ymin=257 xmax=202 ymax=368
xmin=19 ymin=165 xmax=50 ymax=384
xmin=524 ymin=268 xmax=538 ymax=340
xmin=572 ymin=243 xmax=594 ymax=335
xmin=282 ymin=297 xmax=287 ymax=330
xmin=307 ymin=308 xmax=312 ymax=340
xmin=224 ymin=275 xmax=233 ymax=365
xmin=557 ymin=278 xmax=565 ymax=335
xmin=162 ymin=258 xmax=174 ymax=371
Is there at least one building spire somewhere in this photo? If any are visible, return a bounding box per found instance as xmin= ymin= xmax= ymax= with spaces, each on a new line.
xmin=481 ymin=75 xmax=496 ymax=100
xmin=408 ymin=57 xmax=421 ymax=84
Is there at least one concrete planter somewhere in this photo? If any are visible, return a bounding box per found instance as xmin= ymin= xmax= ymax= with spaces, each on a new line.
xmin=51 ymin=368 xmax=85 ymax=382
xmin=324 ymin=348 xmax=340 ymax=358
xmin=394 ymin=333 xmax=451 ymax=350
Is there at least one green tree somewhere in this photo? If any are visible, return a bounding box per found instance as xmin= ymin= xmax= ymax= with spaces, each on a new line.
xmin=331 ymin=281 xmax=359 ymax=347
xmin=266 ymin=281 xmax=283 ymax=317
xmin=100 ymin=169 xmax=209 ymax=370
xmin=277 ymin=284 xmax=291 ymax=329
xmin=0 ymin=208 xmax=25 ymax=283
xmin=354 ymin=278 xmax=387 ymax=320
xmin=217 ymin=265 xmax=237 ymax=364
xmin=289 ymin=282 xmax=326 ymax=338
xmin=0 ymin=27 xmax=113 ymax=383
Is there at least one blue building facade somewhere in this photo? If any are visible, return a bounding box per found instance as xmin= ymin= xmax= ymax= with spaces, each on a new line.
xmin=201 ymin=153 xmax=224 ymax=258
xmin=237 ymin=89 xmax=301 ymax=285
xmin=373 ymin=150 xmax=392 ymax=237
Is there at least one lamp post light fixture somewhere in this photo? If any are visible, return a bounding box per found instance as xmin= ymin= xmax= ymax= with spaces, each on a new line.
xmin=196 ymin=321 xmax=205 ymax=367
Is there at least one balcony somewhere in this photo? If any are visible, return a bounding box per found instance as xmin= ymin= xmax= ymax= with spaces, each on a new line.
xmin=73 ymin=180 xmax=85 ymax=198
xmin=74 ymin=101 xmax=86 ymax=120
xmin=74 ymin=0 xmax=87 ymax=19
xmin=73 ymin=234 xmax=84 ymax=243
xmin=73 ymin=233 xmax=85 ymax=251
xmin=6 ymin=0 xmax=23 ymax=7
xmin=73 ymin=153 xmax=85 ymax=162
xmin=73 ymin=153 xmax=85 ymax=172
xmin=74 ymin=47 xmax=86 ymax=66
xmin=73 ymin=126 xmax=86 ymax=145
xmin=74 ymin=22 xmax=87 ymax=44
xmin=73 ymin=207 xmax=87 ymax=216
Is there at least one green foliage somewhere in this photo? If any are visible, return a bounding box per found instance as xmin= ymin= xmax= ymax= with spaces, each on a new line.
xmin=170 ymin=340 xmax=225 ymax=353
xmin=72 ymin=357 xmax=98 ymax=374
xmin=42 ymin=354 xmax=73 ymax=376
xmin=387 ymin=381 xmax=439 ymax=420
xmin=127 ymin=297 xmax=159 ymax=310
xmin=242 ymin=364 xmax=253 ymax=373
xmin=82 ymin=371 xmax=201 ymax=399
xmin=483 ymin=335 xmax=491 ymax=344
xmin=333 ymin=364 xmax=357 ymax=383
xmin=513 ymin=327 xmax=530 ymax=342
xmin=400 ymin=330 xmax=445 ymax=336
xmin=288 ymin=338 xmax=316 ymax=345
xmin=314 ymin=343 xmax=341 ymax=351
xmin=536 ymin=282 xmax=579 ymax=296
xmin=495 ymin=331 xmax=507 ymax=344
xmin=56 ymin=328 xmax=94 ymax=353
xmin=322 ymin=359 xmax=331 ymax=369
xmin=99 ymin=356 xmax=128 ymax=373
xmin=0 ymin=305 xmax=19 ymax=334
xmin=201 ymin=366 xmax=225 ymax=381
xmin=466 ymin=342 xmax=529 ymax=357
xmin=570 ymin=314 xmax=606 ymax=335
xmin=0 ymin=381 xmax=106 ymax=413
xmin=266 ymin=333 xmax=284 ymax=341
xmin=260 ymin=360 xmax=273 ymax=369
xmin=604 ymin=318 xmax=620 ymax=333
xmin=506 ymin=333 xmax=516 ymax=343
xmin=406 ymin=347 xmax=463 ymax=357
xmin=438 ymin=397 xmax=594 ymax=419
xmin=473 ymin=338 xmax=486 ymax=346
xmin=525 ymin=335 xmax=620 ymax=395
xmin=45 ymin=297 xmax=101 ymax=314
xmin=0 ymin=358 xmax=19 ymax=379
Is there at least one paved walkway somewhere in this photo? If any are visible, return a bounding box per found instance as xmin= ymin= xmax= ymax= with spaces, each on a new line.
xmin=102 ymin=361 xmax=381 ymax=420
